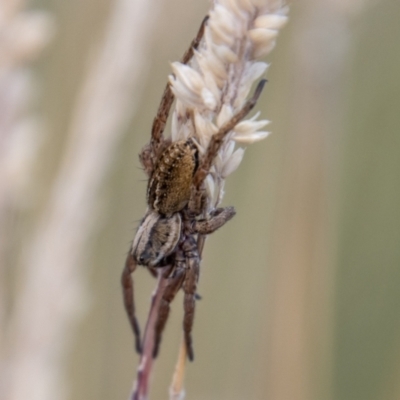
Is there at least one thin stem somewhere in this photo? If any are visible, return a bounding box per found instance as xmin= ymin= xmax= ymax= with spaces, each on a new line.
xmin=131 ymin=271 xmax=168 ymax=400
xmin=167 ymin=233 xmax=207 ymax=399
xmin=169 ymin=339 xmax=187 ymax=400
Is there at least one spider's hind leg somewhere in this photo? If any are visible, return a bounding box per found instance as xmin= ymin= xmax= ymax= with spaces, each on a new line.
xmin=121 ymin=253 xmax=142 ymax=353
xmin=153 ymin=262 xmax=185 ymax=358
xmin=182 ymin=236 xmax=201 ymax=361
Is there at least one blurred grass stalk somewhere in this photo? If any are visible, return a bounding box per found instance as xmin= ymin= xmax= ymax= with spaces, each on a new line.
xmin=264 ymin=1 xmax=369 ymax=400
xmin=0 ymin=0 xmax=52 ymax=392
xmin=1 ymin=0 xmax=160 ymax=399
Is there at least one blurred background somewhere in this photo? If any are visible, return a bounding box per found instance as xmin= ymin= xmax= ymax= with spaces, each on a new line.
xmin=1 ymin=0 xmax=400 ymax=399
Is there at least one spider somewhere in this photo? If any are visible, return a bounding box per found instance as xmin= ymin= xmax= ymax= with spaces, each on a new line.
xmin=121 ymin=16 xmax=266 ymax=361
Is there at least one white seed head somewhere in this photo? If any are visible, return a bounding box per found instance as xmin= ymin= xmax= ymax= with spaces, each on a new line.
xmin=170 ymin=0 xmax=288 ymax=208
xmin=221 ymin=147 xmax=244 ymax=178
xmin=234 ymin=130 xmax=271 ymax=144
xmin=216 ymin=104 xmax=234 ymax=127
xmin=234 ymin=117 xmax=270 ymax=136
xmin=254 ymin=14 xmax=288 ymax=30
xmin=205 ymin=174 xmax=216 ymax=200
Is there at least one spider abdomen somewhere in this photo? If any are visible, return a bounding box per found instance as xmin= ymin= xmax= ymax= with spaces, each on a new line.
xmin=132 ymin=211 xmax=181 ymax=267
xmin=148 ymin=138 xmax=198 ymax=215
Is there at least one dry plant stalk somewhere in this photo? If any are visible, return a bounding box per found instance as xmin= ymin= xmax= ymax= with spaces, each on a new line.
xmin=1 ymin=1 xmax=160 ymax=400
xmin=0 ymin=0 xmax=52 ymax=340
xmin=0 ymin=0 xmax=52 ymax=390
xmin=169 ymin=339 xmax=187 ymax=400
xmin=129 ymin=1 xmax=288 ymax=400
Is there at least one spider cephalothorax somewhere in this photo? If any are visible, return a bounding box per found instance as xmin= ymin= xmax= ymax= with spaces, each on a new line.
xmin=148 ymin=138 xmax=199 ymax=216
xmin=121 ymin=16 xmax=266 ymax=361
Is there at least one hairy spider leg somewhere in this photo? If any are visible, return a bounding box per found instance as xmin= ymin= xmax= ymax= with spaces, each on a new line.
xmin=193 ymin=79 xmax=267 ymax=189
xmin=147 ymin=15 xmax=209 ymax=169
xmin=182 ymin=207 xmax=237 ymax=360
xmin=152 ymin=263 xmax=186 ymax=358
xmin=182 ymin=236 xmax=200 ymax=361
xmin=191 ymin=207 xmax=236 ymax=235
xmin=121 ymin=253 xmax=142 ymax=353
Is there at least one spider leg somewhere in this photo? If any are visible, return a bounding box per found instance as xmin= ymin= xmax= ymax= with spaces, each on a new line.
xmin=193 ymin=79 xmax=267 ymax=189
xmin=188 ymin=185 xmax=208 ymax=216
xmin=192 ymin=206 xmax=236 ymax=235
xmin=152 ymin=261 xmax=186 ymax=358
xmin=149 ymin=16 xmax=209 ymax=162
xmin=182 ymin=236 xmax=200 ymax=361
xmin=121 ymin=252 xmax=142 ymax=353
xmin=180 ymin=15 xmax=209 ymax=64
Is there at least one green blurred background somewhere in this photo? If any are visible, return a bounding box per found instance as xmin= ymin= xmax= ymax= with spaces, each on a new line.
xmin=3 ymin=0 xmax=400 ymax=399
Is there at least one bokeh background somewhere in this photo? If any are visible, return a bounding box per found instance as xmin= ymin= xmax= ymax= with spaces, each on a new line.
xmin=1 ymin=0 xmax=400 ymax=399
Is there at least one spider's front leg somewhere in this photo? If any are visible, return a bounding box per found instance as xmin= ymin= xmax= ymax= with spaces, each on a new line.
xmin=193 ymin=79 xmax=267 ymax=189
xmin=143 ymin=15 xmax=209 ymax=173
xmin=121 ymin=253 xmax=142 ymax=353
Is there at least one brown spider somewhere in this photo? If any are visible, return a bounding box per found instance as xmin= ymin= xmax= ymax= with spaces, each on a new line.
xmin=121 ymin=16 xmax=266 ymax=361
